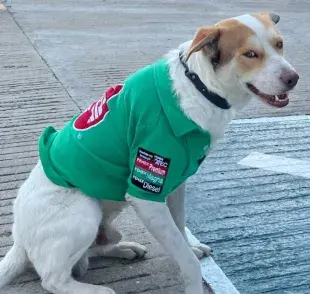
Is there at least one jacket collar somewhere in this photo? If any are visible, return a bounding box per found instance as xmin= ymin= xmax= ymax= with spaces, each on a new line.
xmin=154 ymin=59 xmax=209 ymax=137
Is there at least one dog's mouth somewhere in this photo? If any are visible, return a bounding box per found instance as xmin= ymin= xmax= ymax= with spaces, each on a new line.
xmin=246 ymin=83 xmax=289 ymax=108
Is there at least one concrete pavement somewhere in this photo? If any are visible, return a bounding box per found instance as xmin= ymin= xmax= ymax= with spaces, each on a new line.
xmin=3 ymin=0 xmax=309 ymax=117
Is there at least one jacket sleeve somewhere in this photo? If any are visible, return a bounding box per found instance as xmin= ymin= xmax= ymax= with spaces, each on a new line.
xmin=126 ymin=126 xmax=185 ymax=203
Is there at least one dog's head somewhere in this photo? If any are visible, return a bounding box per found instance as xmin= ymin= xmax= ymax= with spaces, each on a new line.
xmin=186 ymin=13 xmax=299 ymax=108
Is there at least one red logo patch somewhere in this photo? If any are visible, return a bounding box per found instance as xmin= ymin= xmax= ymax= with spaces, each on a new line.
xmin=74 ymin=84 xmax=123 ymax=130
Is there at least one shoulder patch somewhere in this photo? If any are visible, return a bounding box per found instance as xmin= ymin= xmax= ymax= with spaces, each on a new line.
xmin=131 ymin=148 xmax=170 ymax=194
xmin=73 ymin=84 xmax=123 ymax=131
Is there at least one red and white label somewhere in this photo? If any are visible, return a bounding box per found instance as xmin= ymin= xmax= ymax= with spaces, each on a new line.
xmin=73 ymin=84 xmax=123 ymax=130
xmin=135 ymin=157 xmax=168 ymax=176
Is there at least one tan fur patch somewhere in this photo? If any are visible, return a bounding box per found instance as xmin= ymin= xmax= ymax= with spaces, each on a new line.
xmin=187 ymin=17 xmax=277 ymax=75
xmin=186 ymin=19 xmax=256 ymax=65
xmin=186 ymin=27 xmax=220 ymax=60
xmin=216 ymin=19 xmax=269 ymax=74
xmin=269 ymin=35 xmax=284 ymax=54
xmin=252 ymin=13 xmax=284 ymax=54
xmin=252 ymin=13 xmax=274 ymax=28
xmin=215 ymin=19 xmax=256 ymax=66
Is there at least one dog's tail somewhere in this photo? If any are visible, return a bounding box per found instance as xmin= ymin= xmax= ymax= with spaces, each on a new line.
xmin=0 ymin=243 xmax=28 ymax=289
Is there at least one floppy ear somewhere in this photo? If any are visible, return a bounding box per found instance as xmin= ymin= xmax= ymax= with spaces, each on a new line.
xmin=185 ymin=27 xmax=220 ymax=61
xmin=269 ymin=12 xmax=280 ymax=24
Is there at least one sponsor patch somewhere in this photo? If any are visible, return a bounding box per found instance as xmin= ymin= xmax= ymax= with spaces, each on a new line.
xmin=131 ymin=148 xmax=170 ymax=194
xmin=73 ymin=84 xmax=123 ymax=130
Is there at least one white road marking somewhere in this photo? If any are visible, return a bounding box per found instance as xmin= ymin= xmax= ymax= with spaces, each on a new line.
xmin=232 ymin=114 xmax=310 ymax=124
xmin=186 ymin=228 xmax=240 ymax=294
xmin=238 ymin=151 xmax=310 ymax=179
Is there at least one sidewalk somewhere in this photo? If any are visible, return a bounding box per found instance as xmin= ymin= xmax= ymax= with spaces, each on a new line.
xmin=0 ymin=5 xmax=193 ymax=294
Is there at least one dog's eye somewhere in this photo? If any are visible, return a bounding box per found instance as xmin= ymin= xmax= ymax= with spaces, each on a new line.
xmin=243 ymin=51 xmax=258 ymax=58
xmin=276 ymin=41 xmax=283 ymax=49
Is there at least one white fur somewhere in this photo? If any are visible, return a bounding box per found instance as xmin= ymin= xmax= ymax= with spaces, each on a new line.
xmin=0 ymin=18 xmax=297 ymax=294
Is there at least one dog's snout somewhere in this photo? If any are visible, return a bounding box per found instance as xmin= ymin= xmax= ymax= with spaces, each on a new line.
xmin=280 ymin=70 xmax=299 ymax=90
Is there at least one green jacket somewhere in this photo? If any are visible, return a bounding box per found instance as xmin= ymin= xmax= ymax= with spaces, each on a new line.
xmin=39 ymin=59 xmax=211 ymax=202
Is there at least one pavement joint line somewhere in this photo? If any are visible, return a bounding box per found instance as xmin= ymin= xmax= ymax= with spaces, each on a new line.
xmin=238 ymin=151 xmax=310 ymax=179
xmin=4 ymin=8 xmax=82 ymax=112
xmin=185 ymin=227 xmax=240 ymax=294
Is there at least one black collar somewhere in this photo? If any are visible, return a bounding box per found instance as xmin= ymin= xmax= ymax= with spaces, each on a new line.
xmin=179 ymin=52 xmax=231 ymax=110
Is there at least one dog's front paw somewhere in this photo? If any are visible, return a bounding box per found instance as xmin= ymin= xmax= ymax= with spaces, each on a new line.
xmin=191 ymin=243 xmax=212 ymax=259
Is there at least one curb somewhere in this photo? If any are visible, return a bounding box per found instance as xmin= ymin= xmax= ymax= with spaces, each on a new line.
xmin=186 ymin=228 xmax=240 ymax=294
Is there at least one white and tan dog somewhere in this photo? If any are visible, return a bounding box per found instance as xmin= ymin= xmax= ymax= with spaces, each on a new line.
xmin=0 ymin=12 xmax=299 ymax=294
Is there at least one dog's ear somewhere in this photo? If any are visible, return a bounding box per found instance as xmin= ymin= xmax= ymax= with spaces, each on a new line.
xmin=269 ymin=12 xmax=280 ymax=24
xmin=185 ymin=27 xmax=220 ymax=61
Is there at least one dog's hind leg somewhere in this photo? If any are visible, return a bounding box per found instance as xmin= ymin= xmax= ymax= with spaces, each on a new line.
xmin=72 ymin=200 xmax=123 ymax=278
xmin=18 ymin=189 xmax=113 ymax=292
xmin=72 ymin=252 xmax=89 ymax=278
xmin=97 ymin=200 xmax=127 ymax=246
xmin=0 ymin=242 xmax=28 ymax=288
xmin=90 ymin=200 xmax=147 ymax=261
xmin=10 ymin=163 xmax=115 ymax=293
xmin=42 ymin=276 xmax=115 ymax=294
xmin=27 ymin=193 xmax=115 ymax=294
xmin=30 ymin=193 xmax=115 ymax=294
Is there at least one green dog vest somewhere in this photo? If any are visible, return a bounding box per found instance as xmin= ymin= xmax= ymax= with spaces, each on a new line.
xmin=39 ymin=59 xmax=211 ymax=202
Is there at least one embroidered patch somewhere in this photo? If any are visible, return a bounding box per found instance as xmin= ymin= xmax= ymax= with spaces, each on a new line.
xmin=73 ymin=84 xmax=123 ymax=130
xmin=131 ymin=148 xmax=170 ymax=194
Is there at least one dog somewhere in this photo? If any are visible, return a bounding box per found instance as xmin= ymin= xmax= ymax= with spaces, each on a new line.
xmin=0 ymin=12 xmax=299 ymax=294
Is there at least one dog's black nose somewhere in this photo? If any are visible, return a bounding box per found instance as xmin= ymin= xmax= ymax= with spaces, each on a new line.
xmin=280 ymin=70 xmax=299 ymax=90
